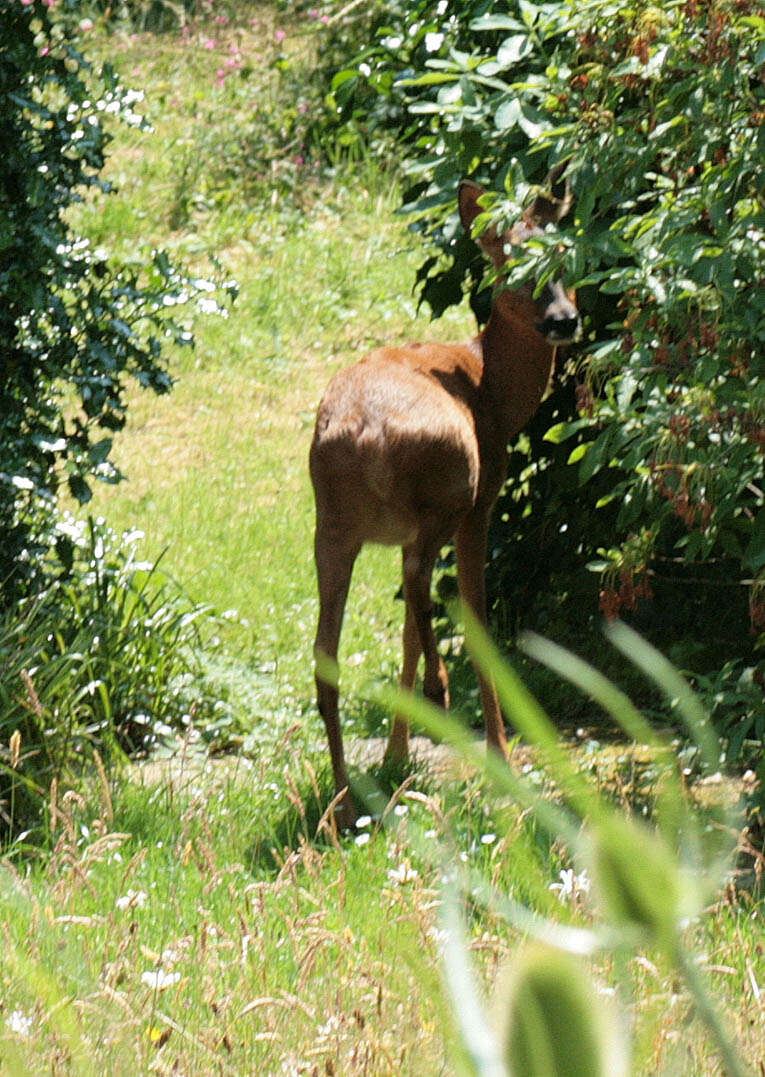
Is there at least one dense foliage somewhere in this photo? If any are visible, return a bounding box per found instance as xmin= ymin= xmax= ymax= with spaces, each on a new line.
xmin=0 ymin=0 xmax=233 ymax=601
xmin=0 ymin=0 xmax=237 ymax=837
xmin=315 ymin=0 xmax=765 ymax=741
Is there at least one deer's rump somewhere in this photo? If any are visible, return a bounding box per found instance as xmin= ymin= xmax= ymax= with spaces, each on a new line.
xmin=310 ymin=351 xmax=481 ymax=548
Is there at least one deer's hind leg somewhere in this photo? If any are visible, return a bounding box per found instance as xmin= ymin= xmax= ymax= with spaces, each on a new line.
xmin=314 ymin=525 xmax=361 ymax=826
xmin=385 ymin=531 xmax=451 ymax=763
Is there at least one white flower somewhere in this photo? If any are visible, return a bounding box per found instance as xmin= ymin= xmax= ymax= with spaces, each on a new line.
xmin=7 ymin=1010 xmax=33 ymax=1037
xmin=141 ymin=969 xmax=181 ymax=990
xmin=355 ymin=815 xmax=372 ymax=829
xmin=425 ymin=32 xmax=444 ymax=52
xmin=115 ymin=888 xmax=148 ymax=910
xmin=388 ymin=862 xmax=419 ymax=885
xmin=354 ymin=832 xmax=370 ymax=847
xmin=480 ymin=832 xmax=497 ymax=845
xmin=549 ymin=868 xmax=591 ymax=903
xmin=427 ymin=925 xmax=448 ymax=945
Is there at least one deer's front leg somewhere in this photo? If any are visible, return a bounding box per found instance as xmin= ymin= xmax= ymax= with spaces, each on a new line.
xmin=455 ymin=512 xmax=508 ymax=760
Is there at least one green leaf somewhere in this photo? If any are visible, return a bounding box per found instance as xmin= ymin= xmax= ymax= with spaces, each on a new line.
xmin=589 ymin=815 xmax=683 ymax=947
xmin=543 ymin=419 xmax=588 ymax=444
xmin=88 ymin=438 xmax=112 ymax=466
xmin=743 ymin=507 xmax=765 ymax=572
xmin=470 ymin=14 xmax=525 ymax=32
xmin=501 ymin=944 xmax=628 ymax=1077
xmin=578 ymin=429 xmax=612 ymax=483
xmin=495 ymin=98 xmax=521 ymax=131
xmin=68 ymin=474 xmax=92 ymax=505
xmin=496 ymin=35 xmax=531 ymax=68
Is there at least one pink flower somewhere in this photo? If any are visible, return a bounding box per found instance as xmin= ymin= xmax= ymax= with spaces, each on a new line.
xmin=40 ymin=44 xmax=50 ymax=55
xmin=79 ymin=16 xmax=94 ymax=30
xmin=203 ymin=37 xmax=216 ymax=49
xmin=308 ymin=7 xmax=318 ymax=16
xmin=274 ymin=28 xmax=286 ymax=42
xmin=320 ymin=14 xmax=329 ymax=23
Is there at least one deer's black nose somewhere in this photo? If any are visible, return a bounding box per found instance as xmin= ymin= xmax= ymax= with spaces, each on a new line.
xmin=537 ymin=313 xmax=581 ymax=343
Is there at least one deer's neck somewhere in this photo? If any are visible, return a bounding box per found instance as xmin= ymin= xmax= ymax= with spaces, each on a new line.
xmin=476 ymin=302 xmax=556 ymax=439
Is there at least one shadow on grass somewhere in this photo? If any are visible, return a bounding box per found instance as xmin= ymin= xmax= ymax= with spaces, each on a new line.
xmin=243 ymin=751 xmax=436 ymax=875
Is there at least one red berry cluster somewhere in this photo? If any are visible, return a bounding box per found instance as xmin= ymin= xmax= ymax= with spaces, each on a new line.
xmin=750 ymin=592 xmax=765 ymax=634
xmin=599 ymin=570 xmax=654 ymax=621
xmin=650 ymin=462 xmax=713 ymax=530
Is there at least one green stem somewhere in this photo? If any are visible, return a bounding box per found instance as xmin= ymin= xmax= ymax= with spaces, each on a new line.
xmin=674 ymin=945 xmax=751 ymax=1077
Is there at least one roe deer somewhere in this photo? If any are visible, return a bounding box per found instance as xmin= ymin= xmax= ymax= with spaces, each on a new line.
xmin=310 ymin=169 xmax=579 ymax=825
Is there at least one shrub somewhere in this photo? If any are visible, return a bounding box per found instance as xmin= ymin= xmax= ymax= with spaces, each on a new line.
xmin=0 ymin=0 xmax=234 ymax=602
xmin=316 ymin=0 xmax=765 ymax=744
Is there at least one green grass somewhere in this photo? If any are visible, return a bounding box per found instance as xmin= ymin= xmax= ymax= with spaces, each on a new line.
xmin=75 ymin=17 xmax=471 ymax=736
xmin=2 ymin=8 xmax=764 ymax=1075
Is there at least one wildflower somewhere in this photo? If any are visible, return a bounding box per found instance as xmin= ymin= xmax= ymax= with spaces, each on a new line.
xmin=275 ymin=28 xmax=286 ymax=43
xmin=355 ymin=814 xmax=372 ymax=829
xmin=203 ymin=38 xmax=217 ymax=50
xmin=355 ymin=832 xmax=370 ymax=846
xmin=480 ymin=832 xmax=497 ymax=845
xmin=79 ymin=17 xmax=94 ymax=31
xmin=115 ymin=888 xmax=148 ymax=910
xmin=425 ymin=32 xmax=444 ymax=52
xmin=549 ymin=868 xmax=591 ymax=904
xmin=7 ymin=1010 xmax=33 ymax=1037
xmin=141 ymin=969 xmax=181 ymax=990
xmin=388 ymin=862 xmax=419 ymax=885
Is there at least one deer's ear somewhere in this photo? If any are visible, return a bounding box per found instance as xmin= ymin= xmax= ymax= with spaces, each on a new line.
xmin=528 ymin=162 xmax=573 ymax=225
xmin=458 ymin=181 xmax=504 ymax=262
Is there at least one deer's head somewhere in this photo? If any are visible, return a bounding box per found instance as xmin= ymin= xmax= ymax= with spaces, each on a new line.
xmin=459 ymin=165 xmax=580 ymax=345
